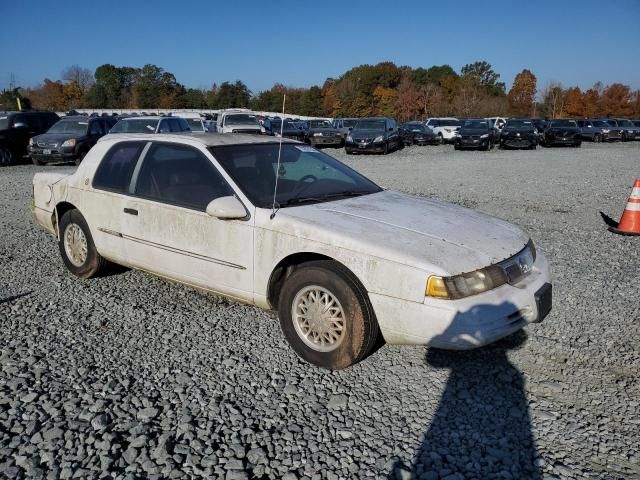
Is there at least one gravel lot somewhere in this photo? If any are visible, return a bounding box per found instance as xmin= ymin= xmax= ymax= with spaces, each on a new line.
xmin=1 ymin=142 xmax=639 ymax=480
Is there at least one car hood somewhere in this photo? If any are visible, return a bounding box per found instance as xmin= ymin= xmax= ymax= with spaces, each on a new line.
xmin=502 ymin=127 xmax=535 ymax=133
xmin=547 ymin=126 xmax=579 ymax=132
xmin=275 ymin=190 xmax=529 ymax=275
xmin=351 ymin=129 xmax=385 ymax=138
xmin=33 ymin=133 xmax=80 ymax=144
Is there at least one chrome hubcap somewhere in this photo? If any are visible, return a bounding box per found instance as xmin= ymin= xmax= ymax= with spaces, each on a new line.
xmin=64 ymin=223 xmax=88 ymax=267
xmin=292 ymin=286 xmax=345 ymax=352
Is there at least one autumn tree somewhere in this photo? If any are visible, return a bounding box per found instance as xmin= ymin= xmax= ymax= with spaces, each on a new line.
xmin=540 ymin=82 xmax=566 ymax=119
xmin=508 ymin=69 xmax=537 ymax=116
xmin=394 ymin=76 xmax=420 ymax=121
xmin=62 ymin=65 xmax=94 ymax=93
xmin=460 ymin=61 xmax=505 ymax=95
xmin=563 ymin=87 xmax=585 ymax=118
xmin=600 ymin=83 xmax=633 ymax=117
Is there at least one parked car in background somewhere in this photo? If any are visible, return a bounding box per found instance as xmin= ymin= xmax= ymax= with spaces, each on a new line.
xmin=425 ymin=118 xmax=462 ymax=143
xmin=304 ymin=119 xmax=344 ymax=147
xmin=530 ymin=118 xmax=547 ymax=141
xmin=172 ymin=113 xmax=211 ymax=133
xmin=398 ymin=122 xmax=440 ymax=146
xmin=589 ymin=119 xmax=624 ymax=141
xmin=108 ymin=116 xmax=191 ymax=135
xmin=576 ymin=120 xmax=609 ymax=142
xmin=486 ymin=117 xmax=508 ymax=139
xmin=332 ymin=118 xmax=359 ymax=138
xmin=632 ymin=120 xmax=640 ymax=128
xmin=0 ymin=110 xmax=59 ymax=166
xmin=454 ymin=119 xmax=496 ymax=151
xmin=29 ymin=116 xmax=117 ymax=166
xmin=263 ymin=118 xmax=305 ymax=141
xmin=611 ymin=119 xmax=640 ymax=141
xmin=499 ymin=119 xmax=538 ymax=149
xmin=216 ymin=111 xmax=263 ymax=135
xmin=32 ymin=133 xmax=551 ymax=369
xmin=541 ymin=119 xmax=581 ymax=147
xmin=345 ymin=117 xmax=401 ymax=154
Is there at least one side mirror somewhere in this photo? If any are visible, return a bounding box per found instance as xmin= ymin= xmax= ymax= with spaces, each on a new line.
xmin=205 ymin=196 xmax=247 ymax=220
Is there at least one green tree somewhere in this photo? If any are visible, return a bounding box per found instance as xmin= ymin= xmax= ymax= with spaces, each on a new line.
xmin=460 ymin=61 xmax=505 ymax=95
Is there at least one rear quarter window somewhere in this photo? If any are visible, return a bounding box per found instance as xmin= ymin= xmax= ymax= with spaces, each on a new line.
xmin=93 ymin=141 xmax=146 ymax=194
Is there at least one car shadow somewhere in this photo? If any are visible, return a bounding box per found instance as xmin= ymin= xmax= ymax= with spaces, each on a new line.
xmin=390 ymin=303 xmax=541 ymax=479
xmin=0 ymin=291 xmax=33 ymax=305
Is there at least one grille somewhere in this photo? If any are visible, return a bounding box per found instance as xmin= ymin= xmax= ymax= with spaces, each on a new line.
xmin=38 ymin=142 xmax=58 ymax=148
xmin=232 ymin=129 xmax=260 ymax=134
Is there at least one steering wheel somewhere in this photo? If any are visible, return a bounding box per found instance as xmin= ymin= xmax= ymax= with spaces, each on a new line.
xmin=291 ymin=175 xmax=318 ymax=196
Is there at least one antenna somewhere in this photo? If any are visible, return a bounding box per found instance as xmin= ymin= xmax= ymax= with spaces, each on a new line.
xmin=270 ymin=94 xmax=286 ymax=220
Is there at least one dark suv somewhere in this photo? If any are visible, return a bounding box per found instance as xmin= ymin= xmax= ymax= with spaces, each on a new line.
xmin=0 ymin=110 xmax=60 ymax=166
xmin=29 ymin=116 xmax=117 ymax=165
xmin=345 ymin=117 xmax=401 ymax=154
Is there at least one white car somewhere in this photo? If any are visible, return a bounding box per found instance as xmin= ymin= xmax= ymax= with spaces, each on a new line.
xmin=32 ymin=134 xmax=552 ymax=369
xmin=108 ymin=116 xmax=191 ymax=135
xmin=424 ymin=118 xmax=462 ymax=143
xmin=216 ymin=110 xmax=263 ymax=135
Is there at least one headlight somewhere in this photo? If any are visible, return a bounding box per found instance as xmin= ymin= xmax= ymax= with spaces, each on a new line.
xmin=29 ymin=138 xmax=35 ymax=146
xmin=374 ymin=135 xmax=383 ymax=142
xmin=62 ymin=139 xmax=76 ymax=147
xmin=426 ymin=241 xmax=536 ymax=300
xmin=602 ymin=129 xmax=610 ymax=133
xmin=444 ymin=128 xmax=452 ymax=133
xmin=480 ymin=133 xmax=489 ymax=139
xmin=314 ymin=132 xmax=323 ymax=137
xmin=346 ymin=135 xmax=353 ymax=142
xmin=426 ymin=266 xmax=507 ymax=300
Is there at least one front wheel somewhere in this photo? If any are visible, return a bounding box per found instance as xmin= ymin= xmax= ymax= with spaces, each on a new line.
xmin=593 ymin=134 xmax=602 ymax=143
xmin=31 ymin=155 xmax=43 ymax=166
xmin=278 ymin=261 xmax=379 ymax=369
xmin=58 ymin=209 xmax=107 ymax=278
xmin=0 ymin=147 xmax=15 ymax=167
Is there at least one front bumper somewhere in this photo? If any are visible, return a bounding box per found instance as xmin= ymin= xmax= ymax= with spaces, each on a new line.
xmin=370 ymin=252 xmax=552 ymax=348
xmin=28 ymin=146 xmax=77 ymax=162
xmin=455 ymin=137 xmax=490 ymax=149
xmin=345 ymin=140 xmax=386 ymax=153
xmin=311 ymin=135 xmax=344 ymax=146
xmin=545 ymin=136 xmax=580 ymax=146
xmin=501 ymin=137 xmax=536 ymax=148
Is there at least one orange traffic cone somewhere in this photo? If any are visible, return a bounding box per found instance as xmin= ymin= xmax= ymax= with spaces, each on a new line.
xmin=608 ymin=179 xmax=640 ymax=236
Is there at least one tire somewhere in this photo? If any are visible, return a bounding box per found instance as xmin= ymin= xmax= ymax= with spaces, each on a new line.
xmin=58 ymin=209 xmax=107 ymax=279
xmin=278 ymin=260 xmax=380 ymax=369
xmin=574 ymin=142 xmax=582 ymax=148
xmin=75 ymin=149 xmax=88 ymax=166
xmin=454 ymin=144 xmax=460 ymax=150
xmin=0 ymin=147 xmax=15 ymax=167
xmin=383 ymin=142 xmax=389 ymax=155
xmin=593 ymin=134 xmax=602 ymax=143
xmin=31 ymin=155 xmax=43 ymax=166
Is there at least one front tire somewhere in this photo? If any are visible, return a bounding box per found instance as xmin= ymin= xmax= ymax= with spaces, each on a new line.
xmin=278 ymin=261 xmax=379 ymax=369
xmin=58 ymin=209 xmax=107 ymax=278
xmin=0 ymin=147 xmax=15 ymax=167
xmin=31 ymin=155 xmax=43 ymax=166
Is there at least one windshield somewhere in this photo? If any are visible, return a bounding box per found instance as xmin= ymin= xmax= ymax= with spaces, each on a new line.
xmin=505 ymin=120 xmax=533 ymax=128
xmin=211 ymin=143 xmax=381 ymax=208
xmin=404 ymin=123 xmax=427 ymax=132
xmin=549 ymin=120 xmax=577 ymax=128
xmin=616 ymin=119 xmax=633 ymax=127
xmin=185 ymin=118 xmax=204 ymax=131
xmin=225 ymin=114 xmax=259 ymax=126
xmin=355 ymin=119 xmax=386 ymax=130
xmin=463 ymin=120 xmax=489 ymax=129
xmin=309 ymin=120 xmax=332 ymax=128
xmin=47 ymin=120 xmax=89 ymax=135
xmin=111 ymin=119 xmax=159 ymax=133
xmin=342 ymin=119 xmax=357 ymax=128
xmin=270 ymin=120 xmax=298 ymax=130
xmin=439 ymin=119 xmax=461 ymax=127
xmin=591 ymin=120 xmax=608 ymax=127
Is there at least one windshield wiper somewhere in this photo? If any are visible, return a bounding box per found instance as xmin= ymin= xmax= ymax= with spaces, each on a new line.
xmin=278 ymin=190 xmax=371 ymax=208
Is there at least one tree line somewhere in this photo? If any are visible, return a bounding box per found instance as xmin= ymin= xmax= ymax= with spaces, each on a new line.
xmin=2 ymin=62 xmax=639 ymax=119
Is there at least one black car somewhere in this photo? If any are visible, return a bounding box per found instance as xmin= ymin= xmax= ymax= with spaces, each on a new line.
xmin=398 ymin=122 xmax=440 ymax=146
xmin=29 ymin=116 xmax=118 ymax=165
xmin=499 ymin=119 xmax=538 ymax=150
xmin=304 ymin=119 xmax=344 ymax=148
xmin=541 ymin=119 xmax=581 ymax=147
xmin=263 ymin=118 xmax=305 ymax=141
xmin=454 ymin=119 xmax=496 ymax=151
xmin=345 ymin=117 xmax=401 ymax=154
xmin=0 ymin=110 xmax=60 ymax=166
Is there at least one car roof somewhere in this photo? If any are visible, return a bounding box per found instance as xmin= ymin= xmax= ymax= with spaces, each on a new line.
xmin=119 ymin=116 xmax=172 ymax=121
xmin=101 ymin=132 xmax=300 ymax=147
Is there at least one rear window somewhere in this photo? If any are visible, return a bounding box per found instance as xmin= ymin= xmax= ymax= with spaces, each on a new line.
xmin=93 ymin=141 xmax=146 ymax=193
xmin=111 ymin=119 xmax=160 ymax=133
xmin=0 ymin=116 xmax=8 ymax=130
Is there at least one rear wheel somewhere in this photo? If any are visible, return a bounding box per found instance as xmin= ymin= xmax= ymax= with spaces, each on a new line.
xmin=593 ymin=134 xmax=602 ymax=143
xmin=278 ymin=260 xmax=379 ymax=369
xmin=383 ymin=142 xmax=389 ymax=155
xmin=0 ymin=147 xmax=15 ymax=167
xmin=58 ymin=209 xmax=107 ymax=278
xmin=31 ymin=155 xmax=43 ymax=166
xmin=74 ymin=149 xmax=88 ymax=166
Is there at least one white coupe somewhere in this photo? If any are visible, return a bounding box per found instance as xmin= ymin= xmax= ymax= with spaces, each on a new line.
xmin=32 ymin=133 xmax=552 ymax=369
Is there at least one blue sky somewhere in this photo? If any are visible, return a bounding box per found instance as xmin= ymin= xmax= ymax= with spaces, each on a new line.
xmin=1 ymin=0 xmax=639 ymax=94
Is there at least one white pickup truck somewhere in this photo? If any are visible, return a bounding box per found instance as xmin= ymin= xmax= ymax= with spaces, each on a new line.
xmin=32 ymin=133 xmax=552 ymax=369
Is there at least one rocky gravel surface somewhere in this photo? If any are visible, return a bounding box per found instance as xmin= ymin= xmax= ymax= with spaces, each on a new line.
xmin=1 ymin=142 xmax=639 ymax=479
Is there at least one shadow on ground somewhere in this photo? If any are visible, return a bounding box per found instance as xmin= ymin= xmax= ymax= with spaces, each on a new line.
xmin=390 ymin=303 xmax=541 ymax=480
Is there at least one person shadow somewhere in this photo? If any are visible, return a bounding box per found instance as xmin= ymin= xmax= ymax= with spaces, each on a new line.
xmin=390 ymin=302 xmax=542 ymax=480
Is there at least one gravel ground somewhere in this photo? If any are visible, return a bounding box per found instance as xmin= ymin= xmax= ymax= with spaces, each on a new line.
xmin=1 ymin=142 xmax=639 ymax=480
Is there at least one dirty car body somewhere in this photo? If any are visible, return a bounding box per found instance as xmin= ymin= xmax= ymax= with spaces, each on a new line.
xmin=32 ymin=133 xmax=552 ymax=368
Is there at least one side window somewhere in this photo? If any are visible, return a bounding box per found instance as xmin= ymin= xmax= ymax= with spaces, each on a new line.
xmin=158 ymin=120 xmax=171 ymax=133
xmin=89 ymin=121 xmax=103 ymax=135
xmin=134 ymin=143 xmax=232 ymax=211
xmin=168 ymin=118 xmax=181 ymax=132
xmin=93 ymin=142 xmax=146 ymax=193
xmin=179 ymin=118 xmax=190 ymax=131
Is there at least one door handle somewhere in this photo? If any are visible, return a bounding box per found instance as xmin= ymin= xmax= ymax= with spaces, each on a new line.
xmin=124 ymin=208 xmax=138 ymax=216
